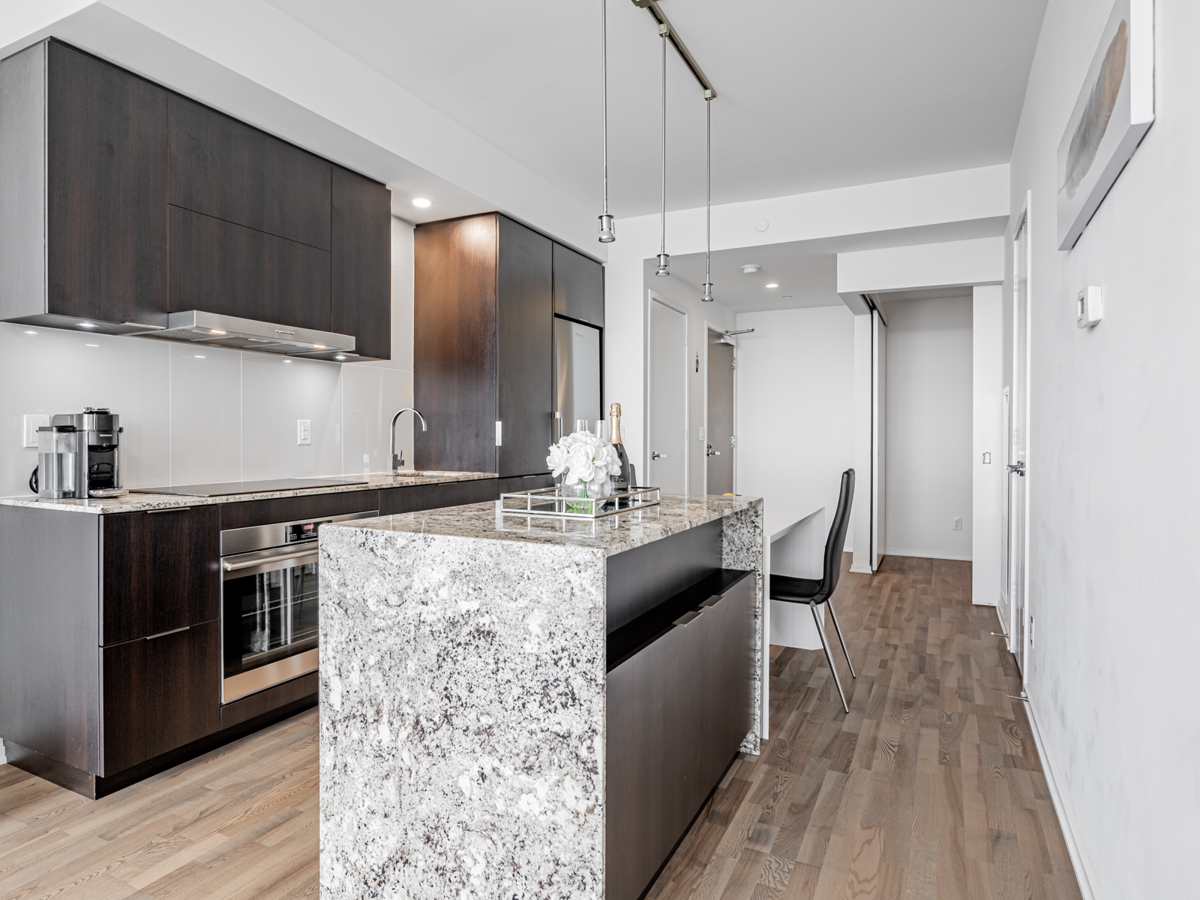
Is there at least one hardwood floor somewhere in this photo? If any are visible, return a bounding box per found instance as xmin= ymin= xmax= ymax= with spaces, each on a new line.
xmin=646 ymin=556 xmax=1083 ymax=900
xmin=0 ymin=555 xmax=1081 ymax=899
xmin=0 ymin=711 xmax=318 ymax=899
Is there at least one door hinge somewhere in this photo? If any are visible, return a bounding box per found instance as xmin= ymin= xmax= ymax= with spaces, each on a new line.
xmin=495 ymin=421 xmax=503 ymax=447
xmin=730 ymin=435 xmax=736 ymax=447
xmin=731 ymin=359 xmax=737 ymax=370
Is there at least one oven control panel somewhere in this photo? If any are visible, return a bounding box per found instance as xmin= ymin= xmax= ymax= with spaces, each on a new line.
xmin=285 ymin=520 xmax=328 ymax=543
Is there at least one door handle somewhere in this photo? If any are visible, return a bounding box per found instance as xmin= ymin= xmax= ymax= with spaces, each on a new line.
xmin=1007 ymin=461 xmax=1026 ymax=476
xmin=651 ymin=451 xmax=666 ymax=460
xmin=706 ymin=443 xmax=720 ymax=457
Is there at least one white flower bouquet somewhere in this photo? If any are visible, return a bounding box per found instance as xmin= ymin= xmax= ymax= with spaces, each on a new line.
xmin=547 ymin=430 xmax=623 ymax=507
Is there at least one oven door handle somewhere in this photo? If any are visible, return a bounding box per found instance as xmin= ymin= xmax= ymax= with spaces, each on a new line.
xmin=222 ymin=547 xmax=319 ymax=573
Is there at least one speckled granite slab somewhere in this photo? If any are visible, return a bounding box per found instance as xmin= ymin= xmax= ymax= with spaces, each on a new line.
xmin=0 ymin=471 xmax=495 ymax=514
xmin=319 ymin=494 xmax=763 ymax=898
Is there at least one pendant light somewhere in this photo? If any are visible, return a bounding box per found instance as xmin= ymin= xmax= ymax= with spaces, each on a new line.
xmin=597 ymin=0 xmax=615 ymax=243
xmin=655 ymin=23 xmax=670 ymax=277
xmin=701 ymin=90 xmax=715 ymax=302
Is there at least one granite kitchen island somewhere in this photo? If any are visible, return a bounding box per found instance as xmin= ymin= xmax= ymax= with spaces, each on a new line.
xmin=318 ymin=492 xmax=764 ymax=900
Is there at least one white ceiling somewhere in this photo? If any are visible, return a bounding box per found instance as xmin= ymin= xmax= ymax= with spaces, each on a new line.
xmin=667 ymin=218 xmax=1006 ymax=313
xmin=264 ymin=0 xmax=1047 ymax=218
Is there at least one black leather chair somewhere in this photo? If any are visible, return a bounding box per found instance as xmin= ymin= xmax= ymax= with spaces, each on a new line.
xmin=770 ymin=468 xmax=857 ymax=713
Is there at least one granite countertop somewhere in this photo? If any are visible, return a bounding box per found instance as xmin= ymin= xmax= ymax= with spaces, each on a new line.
xmin=326 ymin=492 xmax=761 ymax=557
xmin=0 ymin=471 xmax=496 ymax=515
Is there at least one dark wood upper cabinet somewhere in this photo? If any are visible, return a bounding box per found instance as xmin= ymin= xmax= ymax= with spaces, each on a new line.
xmin=0 ymin=40 xmax=169 ymax=330
xmin=414 ymin=215 xmax=501 ymax=473
xmin=552 ymin=242 xmax=604 ymax=328
xmin=100 ymin=506 xmax=221 ymax=646
xmin=168 ymin=206 xmax=332 ymax=331
xmin=0 ymin=39 xmax=391 ymax=356
xmin=332 ymin=166 xmax=392 ymax=360
xmin=168 ymin=94 xmax=332 ymax=250
xmin=497 ymin=218 xmax=554 ymax=478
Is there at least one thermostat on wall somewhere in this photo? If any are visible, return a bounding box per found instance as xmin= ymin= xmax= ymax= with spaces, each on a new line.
xmin=1077 ymin=286 xmax=1103 ymax=328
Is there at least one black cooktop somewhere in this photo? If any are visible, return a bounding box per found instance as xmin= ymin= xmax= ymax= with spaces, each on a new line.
xmin=132 ymin=476 xmax=370 ymax=498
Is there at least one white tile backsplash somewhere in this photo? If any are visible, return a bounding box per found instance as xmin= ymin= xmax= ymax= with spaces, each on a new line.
xmin=0 ymin=218 xmax=417 ymax=496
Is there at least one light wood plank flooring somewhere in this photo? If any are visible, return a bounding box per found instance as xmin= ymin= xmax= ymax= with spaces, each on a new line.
xmin=0 ymin=555 xmax=1081 ymax=899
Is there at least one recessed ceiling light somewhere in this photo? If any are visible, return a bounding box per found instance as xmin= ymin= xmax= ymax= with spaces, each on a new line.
xmin=194 ymin=355 xmax=205 ymax=359
xmin=412 ymin=197 xmax=432 ymax=209
xmin=741 ymin=264 xmax=760 ymax=275
xmin=23 ymin=330 xmax=37 ymax=335
xmin=766 ymin=283 xmax=779 ymax=289
xmin=283 ymin=359 xmax=293 ymax=364
xmin=78 ymin=322 xmax=98 ymax=329
xmin=782 ymin=295 xmax=793 ymax=300
xmin=85 ymin=343 xmax=99 ymax=348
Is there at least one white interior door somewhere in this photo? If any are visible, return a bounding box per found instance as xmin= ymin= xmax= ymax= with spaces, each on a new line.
xmin=998 ymin=386 xmax=1012 ymax=633
xmin=705 ymin=329 xmax=735 ymax=495
xmin=1008 ymin=209 xmax=1031 ymax=673
xmin=871 ymin=309 xmax=887 ymax=569
xmin=647 ymin=296 xmax=688 ymax=493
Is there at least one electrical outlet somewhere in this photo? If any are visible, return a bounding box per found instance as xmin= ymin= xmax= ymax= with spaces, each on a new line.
xmin=23 ymin=414 xmax=49 ymax=448
xmin=297 ymin=419 xmax=312 ymax=445
xmin=952 ymin=516 xmax=963 ymax=531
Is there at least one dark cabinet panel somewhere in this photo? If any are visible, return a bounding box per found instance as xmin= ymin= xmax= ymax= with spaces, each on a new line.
xmin=497 ymin=217 xmax=553 ymax=478
xmin=414 ymin=215 xmax=499 ymax=473
xmin=220 ymin=672 xmax=317 ymax=731
xmin=699 ymin=574 xmax=756 ymax=789
xmin=0 ymin=507 xmax=100 ymax=774
xmin=168 ymin=94 xmax=331 ymax=249
xmin=378 ymin=479 xmax=499 ymax=516
xmin=219 ymin=490 xmax=380 ymax=531
xmin=100 ymin=620 xmax=220 ymax=775
xmin=332 ymin=166 xmax=392 ymax=360
xmin=46 ymin=41 xmax=169 ymax=328
xmin=552 ymin=242 xmax=604 ymax=328
xmin=101 ymin=505 xmax=220 ymax=645
xmin=169 ymin=206 xmax=332 ymax=331
xmin=496 ymin=473 xmax=554 ymax=495
xmin=606 ymin=615 xmax=705 ymax=900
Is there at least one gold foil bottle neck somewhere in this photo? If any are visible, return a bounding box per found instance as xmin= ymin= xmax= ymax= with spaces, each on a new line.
xmin=609 ymin=402 xmax=623 ymax=445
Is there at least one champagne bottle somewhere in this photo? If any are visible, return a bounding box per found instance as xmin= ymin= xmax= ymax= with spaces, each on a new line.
xmin=610 ymin=402 xmax=631 ymax=493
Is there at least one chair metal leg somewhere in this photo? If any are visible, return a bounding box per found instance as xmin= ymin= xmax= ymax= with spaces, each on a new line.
xmin=810 ymin=602 xmax=849 ymax=713
xmin=826 ymin=598 xmax=856 ymax=679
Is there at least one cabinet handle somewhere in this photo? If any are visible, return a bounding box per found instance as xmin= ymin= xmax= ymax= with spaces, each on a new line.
xmin=146 ymin=506 xmax=190 ymax=515
xmin=700 ymin=593 xmax=724 ymax=608
xmin=145 ymin=625 xmax=190 ymax=641
xmin=672 ymin=610 xmax=703 ymax=627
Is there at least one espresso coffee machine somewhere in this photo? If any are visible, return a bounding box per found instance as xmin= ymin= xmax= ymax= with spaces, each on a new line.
xmin=33 ymin=408 xmax=125 ymax=499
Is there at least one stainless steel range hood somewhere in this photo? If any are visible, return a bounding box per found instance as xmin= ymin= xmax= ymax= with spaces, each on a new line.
xmin=131 ymin=311 xmax=358 ymax=360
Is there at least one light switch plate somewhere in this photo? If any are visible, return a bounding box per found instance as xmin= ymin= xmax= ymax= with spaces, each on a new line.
xmin=1077 ymin=285 xmax=1103 ymax=328
xmin=23 ymin=414 xmax=49 ymax=448
xmin=297 ymin=419 xmax=312 ymax=445
xmin=952 ymin=516 xmax=963 ymax=531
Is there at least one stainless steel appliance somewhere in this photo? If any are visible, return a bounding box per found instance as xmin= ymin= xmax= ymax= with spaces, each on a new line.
xmin=33 ymin=407 xmax=124 ymax=499
xmin=554 ymin=317 xmax=602 ymax=439
xmin=131 ymin=310 xmax=358 ymax=361
xmin=220 ymin=508 xmax=377 ymax=703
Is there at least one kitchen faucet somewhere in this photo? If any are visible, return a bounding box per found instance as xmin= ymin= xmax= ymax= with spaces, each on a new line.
xmin=389 ymin=408 xmax=428 ymax=473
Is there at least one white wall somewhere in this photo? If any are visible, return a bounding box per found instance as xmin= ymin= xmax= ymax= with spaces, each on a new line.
xmin=639 ymin=263 xmax=737 ymax=496
xmin=972 ymin=285 xmax=1004 ymax=605
xmin=837 ymin=236 xmax=1005 ymax=295
xmin=1004 ymin=2 xmax=1200 ymax=897
xmin=880 ymin=296 xmax=973 ymax=560
xmin=734 ymin=306 xmax=856 ymax=537
xmin=0 ymin=218 xmax=416 ymax=498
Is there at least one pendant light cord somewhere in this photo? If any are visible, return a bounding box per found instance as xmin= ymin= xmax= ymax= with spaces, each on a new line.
xmin=602 ymin=0 xmax=609 ymax=219
xmin=660 ymin=27 xmax=667 ymax=257
xmin=705 ymin=95 xmax=711 ymax=286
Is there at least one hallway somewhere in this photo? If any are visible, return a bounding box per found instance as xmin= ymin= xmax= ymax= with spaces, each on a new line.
xmin=647 ymin=556 xmax=1083 ymax=900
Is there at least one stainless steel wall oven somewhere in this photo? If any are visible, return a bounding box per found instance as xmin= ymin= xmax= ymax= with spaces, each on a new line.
xmin=220 ymin=509 xmax=377 ymax=703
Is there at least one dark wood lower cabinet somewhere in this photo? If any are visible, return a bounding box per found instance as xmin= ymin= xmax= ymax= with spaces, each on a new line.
xmin=379 ymin=478 xmax=499 ymax=515
xmin=100 ymin=620 xmax=221 ymax=775
xmin=605 ymin=571 xmax=756 ymax=900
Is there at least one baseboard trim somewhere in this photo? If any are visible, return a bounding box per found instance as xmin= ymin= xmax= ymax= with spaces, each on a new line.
xmin=848 ymin=564 xmax=874 ymax=574
xmin=1023 ymin=695 xmax=1097 ymax=900
xmin=883 ymin=549 xmax=973 ymax=562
